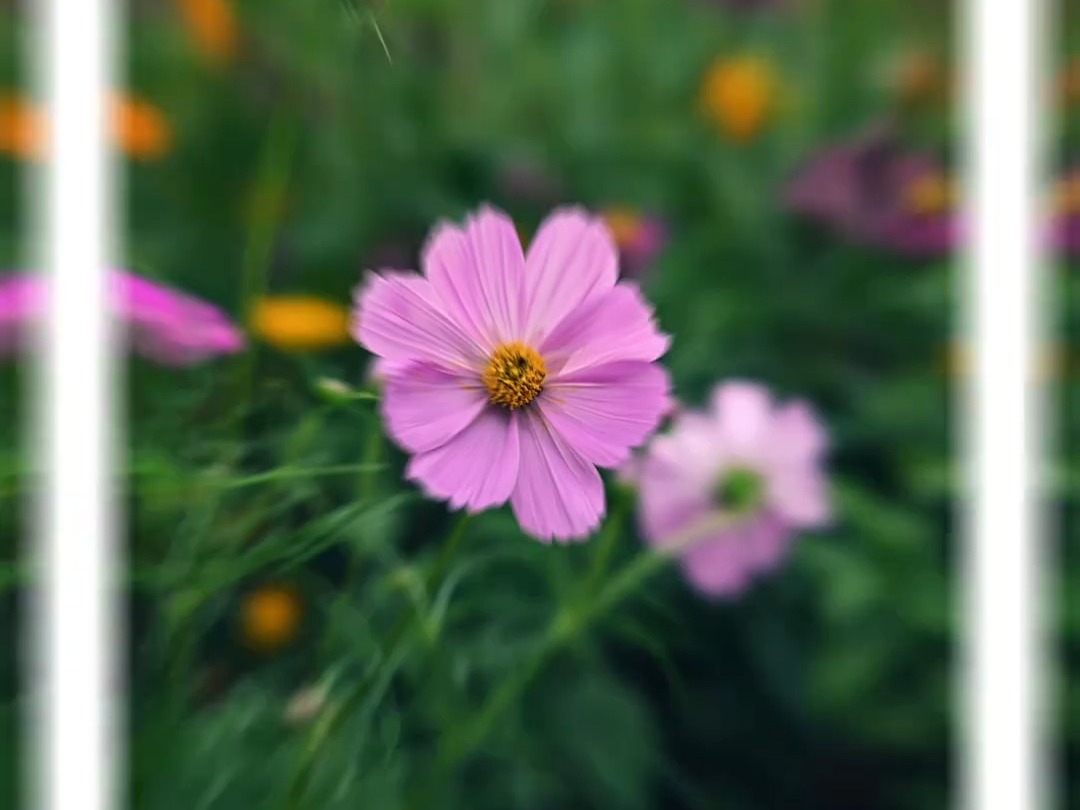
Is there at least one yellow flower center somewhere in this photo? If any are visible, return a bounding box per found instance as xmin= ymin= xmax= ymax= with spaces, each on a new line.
xmin=902 ymin=173 xmax=957 ymax=215
xmin=483 ymin=342 xmax=546 ymax=410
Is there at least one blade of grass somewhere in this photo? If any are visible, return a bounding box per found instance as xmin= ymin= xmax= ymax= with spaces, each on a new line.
xmin=235 ymin=113 xmax=299 ymax=417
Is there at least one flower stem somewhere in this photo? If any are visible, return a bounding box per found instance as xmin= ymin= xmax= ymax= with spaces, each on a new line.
xmin=283 ymin=512 xmax=472 ymax=809
xmin=583 ymin=487 xmax=629 ymax=597
xmin=435 ymin=554 xmax=666 ymax=777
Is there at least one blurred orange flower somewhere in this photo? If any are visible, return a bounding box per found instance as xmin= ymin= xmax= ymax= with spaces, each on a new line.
xmin=1052 ymin=172 xmax=1080 ymax=216
xmin=239 ymin=584 xmax=304 ymax=653
xmin=886 ymin=49 xmax=949 ymax=108
xmin=602 ymin=207 xmax=645 ymax=246
xmin=0 ymin=94 xmax=46 ymax=161
xmin=901 ymin=173 xmax=957 ymax=216
xmin=176 ymin=0 xmax=238 ymax=65
xmin=700 ymin=56 xmax=778 ymax=143
xmin=1058 ymin=57 xmax=1080 ymax=107
xmin=251 ymin=296 xmax=352 ymax=352
xmin=111 ymin=95 xmax=173 ymax=161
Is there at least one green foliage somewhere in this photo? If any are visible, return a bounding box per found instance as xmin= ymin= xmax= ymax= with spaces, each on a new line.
xmin=0 ymin=0 xmax=977 ymax=807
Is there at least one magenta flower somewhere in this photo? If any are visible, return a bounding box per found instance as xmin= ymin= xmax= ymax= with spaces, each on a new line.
xmin=0 ymin=274 xmax=45 ymax=355
xmin=0 ymin=271 xmax=244 ymax=365
xmin=631 ymin=382 xmax=830 ymax=597
xmin=785 ymin=125 xmax=959 ymax=257
xmin=112 ymin=271 xmax=245 ymax=365
xmin=354 ymin=205 xmax=672 ymax=542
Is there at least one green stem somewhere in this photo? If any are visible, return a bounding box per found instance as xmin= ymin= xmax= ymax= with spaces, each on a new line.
xmin=435 ymin=552 xmax=666 ymax=773
xmin=358 ymin=427 xmax=383 ymax=506
xmin=283 ymin=512 xmax=472 ymax=809
xmin=426 ymin=512 xmax=471 ymax=592
xmin=436 ymin=511 xmax=737 ymax=775
xmin=583 ymin=488 xmax=629 ymax=597
xmin=221 ymin=463 xmax=385 ymax=489
xmin=235 ymin=113 xmax=298 ymax=418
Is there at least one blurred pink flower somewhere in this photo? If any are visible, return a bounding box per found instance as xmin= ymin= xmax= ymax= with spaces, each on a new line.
xmin=1048 ymin=165 xmax=1080 ymax=256
xmin=113 ymin=271 xmax=245 ymax=365
xmin=353 ymin=205 xmax=671 ymax=542
xmin=0 ymin=271 xmax=244 ymax=365
xmin=631 ymin=381 xmax=830 ymax=598
xmin=0 ymin=274 xmax=45 ymax=354
xmin=785 ymin=125 xmax=959 ymax=257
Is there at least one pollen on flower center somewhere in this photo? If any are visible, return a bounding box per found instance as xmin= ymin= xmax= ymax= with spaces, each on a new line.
xmin=483 ymin=341 xmax=546 ymax=409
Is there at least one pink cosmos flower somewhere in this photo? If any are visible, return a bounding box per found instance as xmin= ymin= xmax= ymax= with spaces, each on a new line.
xmin=353 ymin=205 xmax=672 ymax=542
xmin=631 ymin=381 xmax=830 ymax=597
xmin=0 ymin=271 xmax=244 ymax=365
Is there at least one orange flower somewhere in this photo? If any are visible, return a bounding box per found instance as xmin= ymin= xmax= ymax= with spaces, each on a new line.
xmin=176 ymin=0 xmax=238 ymax=65
xmin=0 ymin=94 xmax=47 ymax=161
xmin=111 ymin=95 xmax=173 ymax=161
xmin=239 ymin=584 xmax=304 ymax=653
xmin=251 ymin=296 xmax=353 ymax=352
xmin=1051 ymin=172 xmax=1080 ymax=217
xmin=1058 ymin=57 xmax=1080 ymax=107
xmin=887 ymin=49 xmax=949 ymax=108
xmin=901 ymin=173 xmax=958 ymax=216
xmin=700 ymin=56 xmax=778 ymax=143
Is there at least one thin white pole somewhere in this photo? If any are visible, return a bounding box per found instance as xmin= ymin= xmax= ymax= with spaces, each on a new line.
xmin=41 ymin=0 xmax=115 ymax=806
xmin=965 ymin=0 xmax=1041 ymax=808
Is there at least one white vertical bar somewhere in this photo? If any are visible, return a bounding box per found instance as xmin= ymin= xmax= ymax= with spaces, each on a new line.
xmin=42 ymin=0 xmax=114 ymax=808
xmin=965 ymin=0 xmax=1039 ymax=808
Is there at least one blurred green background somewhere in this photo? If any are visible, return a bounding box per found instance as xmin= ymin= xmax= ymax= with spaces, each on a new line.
xmin=1062 ymin=3 xmax=1080 ymax=808
xmin=1 ymin=0 xmax=971 ymax=808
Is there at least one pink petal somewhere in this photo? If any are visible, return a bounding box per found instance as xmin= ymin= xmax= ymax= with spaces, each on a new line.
xmin=511 ymin=410 xmax=605 ymax=543
xmin=382 ymin=362 xmax=488 ymax=453
xmin=742 ymin=513 xmax=795 ymax=574
xmin=353 ymin=271 xmax=486 ymax=371
xmin=111 ymin=271 xmax=245 ymax=366
xmin=770 ymin=400 xmax=828 ymax=463
xmin=423 ymin=206 xmax=526 ymax=348
xmin=680 ymin=535 xmax=752 ymax=597
xmin=636 ymin=448 xmax=714 ymax=549
xmin=710 ymin=381 xmax=775 ymax=457
xmin=406 ymin=409 xmax=521 ymax=512
xmin=768 ymin=469 xmax=831 ymax=528
xmin=367 ymin=356 xmax=407 ymax=385
xmin=540 ymin=284 xmax=669 ymax=377
xmin=523 ymin=208 xmax=618 ymax=345
xmin=539 ymin=361 xmax=671 ymax=467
